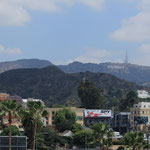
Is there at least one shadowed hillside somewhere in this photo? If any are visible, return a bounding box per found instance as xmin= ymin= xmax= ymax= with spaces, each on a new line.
xmin=0 ymin=65 xmax=138 ymax=106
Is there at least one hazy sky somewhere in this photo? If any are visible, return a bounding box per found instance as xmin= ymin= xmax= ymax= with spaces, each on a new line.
xmin=0 ymin=0 xmax=150 ymax=66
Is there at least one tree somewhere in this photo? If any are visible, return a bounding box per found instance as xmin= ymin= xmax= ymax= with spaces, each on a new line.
xmin=0 ymin=100 xmax=21 ymax=150
xmin=78 ymin=79 xmax=104 ymax=109
xmin=36 ymin=126 xmax=60 ymax=149
xmin=73 ymin=129 xmax=95 ymax=148
xmin=54 ymin=108 xmax=76 ymax=132
xmin=0 ymin=126 xmax=20 ymax=136
xmin=126 ymin=90 xmax=138 ymax=106
xmin=20 ymin=109 xmax=43 ymax=148
xmin=71 ymin=123 xmax=83 ymax=133
xmin=91 ymin=122 xmax=113 ymax=150
xmin=120 ymin=90 xmax=138 ymax=111
xmin=123 ymin=132 xmax=146 ymax=150
xmin=103 ymin=130 xmax=114 ymax=150
xmin=20 ymin=101 xmax=48 ymax=150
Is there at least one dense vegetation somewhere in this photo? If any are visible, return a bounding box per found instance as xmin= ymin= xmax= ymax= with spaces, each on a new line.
xmin=54 ymin=108 xmax=76 ymax=132
xmin=78 ymin=79 xmax=104 ymax=109
xmin=0 ymin=65 xmax=138 ymax=108
xmin=0 ymin=65 xmax=139 ymax=108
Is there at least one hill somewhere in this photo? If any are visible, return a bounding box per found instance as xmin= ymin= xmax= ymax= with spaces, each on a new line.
xmin=0 ymin=66 xmax=138 ymax=106
xmin=58 ymin=62 xmax=150 ymax=86
xmin=0 ymin=59 xmax=150 ymax=87
xmin=0 ymin=59 xmax=53 ymax=73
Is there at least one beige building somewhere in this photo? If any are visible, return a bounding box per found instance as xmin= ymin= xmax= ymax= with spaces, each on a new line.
xmin=2 ymin=115 xmax=23 ymax=131
xmin=130 ymin=102 xmax=150 ymax=132
xmin=44 ymin=107 xmax=85 ymax=126
xmin=0 ymin=93 xmax=9 ymax=101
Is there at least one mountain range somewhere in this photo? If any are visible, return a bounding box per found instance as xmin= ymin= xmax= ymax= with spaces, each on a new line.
xmin=59 ymin=61 xmax=150 ymax=86
xmin=0 ymin=65 xmax=138 ymax=107
xmin=0 ymin=59 xmax=150 ymax=86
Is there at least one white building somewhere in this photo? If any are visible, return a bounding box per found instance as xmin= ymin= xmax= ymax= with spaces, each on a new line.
xmin=133 ymin=102 xmax=150 ymax=108
xmin=137 ymin=90 xmax=150 ymax=99
xmin=22 ymin=98 xmax=44 ymax=107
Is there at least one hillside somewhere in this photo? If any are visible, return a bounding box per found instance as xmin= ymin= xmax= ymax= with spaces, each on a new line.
xmin=0 ymin=66 xmax=138 ymax=106
xmin=0 ymin=59 xmax=150 ymax=87
xmin=0 ymin=59 xmax=53 ymax=73
xmin=58 ymin=62 xmax=150 ymax=86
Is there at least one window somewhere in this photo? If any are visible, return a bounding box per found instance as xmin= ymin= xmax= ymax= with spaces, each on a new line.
xmin=135 ymin=111 xmax=136 ymax=114
xmin=76 ymin=116 xmax=83 ymax=121
xmin=52 ymin=116 xmax=55 ymax=120
xmin=143 ymin=111 xmax=144 ymax=114
xmin=52 ymin=111 xmax=55 ymax=115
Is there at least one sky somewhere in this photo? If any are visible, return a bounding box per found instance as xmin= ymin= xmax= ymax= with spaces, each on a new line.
xmin=0 ymin=0 xmax=150 ymax=66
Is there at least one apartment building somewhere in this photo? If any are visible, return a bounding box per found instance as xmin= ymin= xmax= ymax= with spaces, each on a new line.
xmin=44 ymin=107 xmax=85 ymax=126
xmin=130 ymin=102 xmax=150 ymax=132
xmin=0 ymin=93 xmax=9 ymax=101
xmin=22 ymin=98 xmax=44 ymax=108
xmin=2 ymin=115 xmax=23 ymax=131
xmin=1 ymin=97 xmax=44 ymax=131
xmin=113 ymin=112 xmax=130 ymax=134
xmin=8 ymin=95 xmax=23 ymax=105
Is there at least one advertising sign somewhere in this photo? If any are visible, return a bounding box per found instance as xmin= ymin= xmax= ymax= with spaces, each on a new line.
xmin=84 ymin=110 xmax=112 ymax=118
xmin=134 ymin=116 xmax=148 ymax=124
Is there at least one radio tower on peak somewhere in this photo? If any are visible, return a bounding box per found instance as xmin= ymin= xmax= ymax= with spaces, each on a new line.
xmin=124 ymin=51 xmax=128 ymax=64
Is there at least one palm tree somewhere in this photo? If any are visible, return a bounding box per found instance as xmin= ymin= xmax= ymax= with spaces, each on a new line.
xmin=123 ymin=132 xmax=146 ymax=150
xmin=0 ymin=100 xmax=21 ymax=150
xmin=91 ymin=122 xmax=111 ymax=150
xmin=104 ymin=130 xmax=114 ymax=150
xmin=20 ymin=101 xmax=48 ymax=150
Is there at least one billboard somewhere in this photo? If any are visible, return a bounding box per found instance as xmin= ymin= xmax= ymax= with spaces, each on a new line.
xmin=134 ymin=116 xmax=148 ymax=124
xmin=84 ymin=110 xmax=112 ymax=118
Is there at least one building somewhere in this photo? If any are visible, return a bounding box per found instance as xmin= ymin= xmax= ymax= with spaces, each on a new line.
xmin=84 ymin=109 xmax=113 ymax=127
xmin=44 ymin=107 xmax=85 ymax=126
xmin=0 ymin=95 xmax=23 ymax=131
xmin=8 ymin=95 xmax=23 ymax=105
xmin=113 ymin=112 xmax=130 ymax=134
xmin=22 ymin=98 xmax=45 ymax=108
xmin=2 ymin=115 xmax=23 ymax=131
xmin=137 ymin=90 xmax=150 ymax=99
xmin=130 ymin=102 xmax=150 ymax=132
xmin=0 ymin=136 xmax=27 ymax=150
xmin=0 ymin=97 xmax=44 ymax=132
xmin=0 ymin=93 xmax=9 ymax=101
